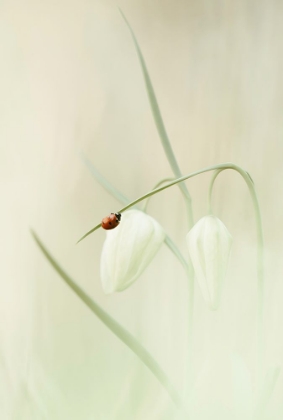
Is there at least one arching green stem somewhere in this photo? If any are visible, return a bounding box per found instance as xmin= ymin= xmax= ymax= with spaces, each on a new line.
xmin=208 ymin=166 xmax=264 ymax=386
xmin=207 ymin=169 xmax=223 ymax=214
xmin=163 ymin=236 xmax=194 ymax=402
xmin=78 ymin=163 xmax=253 ymax=244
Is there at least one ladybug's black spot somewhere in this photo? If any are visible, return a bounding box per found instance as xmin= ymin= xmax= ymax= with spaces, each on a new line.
xmin=109 ymin=221 xmax=112 ymax=225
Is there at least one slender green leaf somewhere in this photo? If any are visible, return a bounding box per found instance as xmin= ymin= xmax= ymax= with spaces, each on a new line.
xmin=76 ymin=222 xmax=101 ymax=244
xmin=119 ymin=9 xmax=192 ymax=211
xmin=31 ymin=230 xmax=185 ymax=411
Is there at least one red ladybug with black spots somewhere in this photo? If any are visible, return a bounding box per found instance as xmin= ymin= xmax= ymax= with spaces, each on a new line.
xmin=101 ymin=213 xmax=121 ymax=230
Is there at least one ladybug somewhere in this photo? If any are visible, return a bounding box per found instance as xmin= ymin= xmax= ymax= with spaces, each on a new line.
xmin=101 ymin=212 xmax=121 ymax=230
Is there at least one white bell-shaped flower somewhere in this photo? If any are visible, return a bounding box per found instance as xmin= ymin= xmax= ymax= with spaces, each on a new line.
xmin=100 ymin=209 xmax=165 ymax=294
xmin=186 ymin=215 xmax=232 ymax=310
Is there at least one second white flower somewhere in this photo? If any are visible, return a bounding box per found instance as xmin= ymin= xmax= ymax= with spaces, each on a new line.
xmin=186 ymin=215 xmax=232 ymax=310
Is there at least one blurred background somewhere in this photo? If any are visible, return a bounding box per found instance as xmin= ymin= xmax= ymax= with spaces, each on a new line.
xmin=1 ymin=0 xmax=283 ymax=418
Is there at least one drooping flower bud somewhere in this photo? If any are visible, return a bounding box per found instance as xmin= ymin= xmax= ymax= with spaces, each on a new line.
xmin=186 ymin=215 xmax=232 ymax=310
xmin=100 ymin=209 xmax=165 ymax=294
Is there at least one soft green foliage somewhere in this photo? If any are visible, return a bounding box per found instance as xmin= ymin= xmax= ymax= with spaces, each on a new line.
xmin=29 ymin=10 xmax=280 ymax=420
xmin=31 ymin=230 xmax=185 ymax=411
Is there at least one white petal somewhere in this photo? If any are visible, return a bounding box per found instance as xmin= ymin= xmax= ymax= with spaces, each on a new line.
xmin=186 ymin=215 xmax=232 ymax=310
xmin=100 ymin=210 xmax=165 ymax=294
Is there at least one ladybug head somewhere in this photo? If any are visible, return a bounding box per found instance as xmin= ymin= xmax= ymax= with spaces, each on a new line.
xmin=115 ymin=213 xmax=122 ymax=222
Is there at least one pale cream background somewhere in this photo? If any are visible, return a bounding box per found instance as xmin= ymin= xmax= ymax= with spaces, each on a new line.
xmin=1 ymin=0 xmax=283 ymax=419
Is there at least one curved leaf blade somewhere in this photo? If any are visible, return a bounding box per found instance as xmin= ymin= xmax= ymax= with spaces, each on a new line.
xmin=119 ymin=9 xmax=192 ymax=207
xmin=31 ymin=230 xmax=185 ymax=411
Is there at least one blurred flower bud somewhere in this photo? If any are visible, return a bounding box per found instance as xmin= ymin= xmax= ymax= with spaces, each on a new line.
xmin=100 ymin=209 xmax=165 ymax=294
xmin=186 ymin=215 xmax=232 ymax=310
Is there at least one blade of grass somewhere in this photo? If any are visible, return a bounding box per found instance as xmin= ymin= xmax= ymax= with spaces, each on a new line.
xmin=76 ymin=222 xmax=101 ymax=244
xmin=31 ymin=230 xmax=186 ymax=412
xmin=119 ymin=9 xmax=193 ymax=227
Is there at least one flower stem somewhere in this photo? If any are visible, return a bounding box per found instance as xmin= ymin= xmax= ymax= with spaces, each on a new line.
xmin=164 ymin=235 xmax=189 ymax=272
xmin=208 ymin=166 xmax=264 ymax=387
xmin=207 ymin=169 xmax=223 ymax=214
xmin=164 ymin=235 xmax=194 ymax=410
xmin=78 ymin=163 xmax=255 ymax=243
